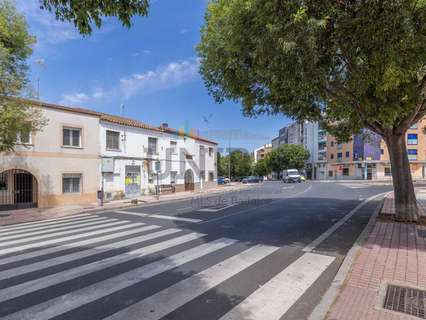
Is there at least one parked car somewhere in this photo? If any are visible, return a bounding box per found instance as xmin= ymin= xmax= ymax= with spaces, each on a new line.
xmin=283 ymin=169 xmax=302 ymax=183
xmin=218 ymin=177 xmax=227 ymax=185
xmin=242 ymin=176 xmax=261 ymax=184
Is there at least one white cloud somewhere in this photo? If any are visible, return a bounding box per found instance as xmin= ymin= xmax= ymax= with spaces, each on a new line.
xmin=60 ymin=93 xmax=91 ymax=105
xmin=60 ymin=87 xmax=106 ymax=105
xmin=131 ymin=50 xmax=152 ymax=58
xmin=119 ymin=58 xmax=200 ymax=99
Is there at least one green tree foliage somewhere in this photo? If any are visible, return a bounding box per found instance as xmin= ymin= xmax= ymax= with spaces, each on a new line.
xmin=216 ymin=152 xmax=228 ymax=177
xmin=267 ymin=144 xmax=310 ymax=173
xmin=0 ymin=0 xmax=46 ymax=152
xmin=219 ymin=150 xmax=252 ymax=178
xmin=252 ymin=158 xmax=270 ymax=177
xmin=40 ymin=0 xmax=150 ymax=35
xmin=198 ymin=0 xmax=426 ymax=221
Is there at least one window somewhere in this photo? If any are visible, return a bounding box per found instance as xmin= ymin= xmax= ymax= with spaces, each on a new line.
xmin=407 ymin=133 xmax=418 ymax=145
xmin=330 ymin=154 xmax=334 ymax=159
xmin=17 ymin=128 xmax=31 ymax=144
xmin=380 ymin=149 xmax=384 ymax=155
xmin=148 ymin=137 xmax=157 ymax=155
xmin=330 ymin=141 xmax=334 ymax=147
xmin=408 ymin=149 xmax=417 ymax=161
xmin=200 ymin=146 xmax=205 ymax=156
xmin=337 ymin=152 xmax=343 ymax=159
xmin=185 ymin=154 xmax=193 ymax=160
xmin=342 ymin=168 xmax=350 ymax=176
xmin=63 ymin=127 xmax=81 ymax=147
xmin=208 ymin=147 xmax=214 ymax=157
xmin=170 ymin=141 xmax=177 ymax=154
xmin=384 ymin=167 xmax=392 ymax=177
xmin=345 ymin=151 xmax=350 ymax=158
xmin=209 ymin=172 xmax=214 ymax=181
xmin=328 ymin=170 xmax=333 ymax=177
xmin=409 ymin=123 xmax=418 ymax=129
xmin=62 ymin=174 xmax=82 ymax=194
xmin=170 ymin=171 xmax=177 ymax=184
xmin=0 ymin=175 xmax=7 ymax=191
xmin=106 ymin=130 xmax=120 ymax=150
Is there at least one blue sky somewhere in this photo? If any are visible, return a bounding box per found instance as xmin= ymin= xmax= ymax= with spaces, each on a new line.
xmin=16 ymin=0 xmax=291 ymax=152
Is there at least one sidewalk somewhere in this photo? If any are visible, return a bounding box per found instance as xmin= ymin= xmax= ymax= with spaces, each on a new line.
xmin=0 ymin=183 xmax=249 ymax=226
xmin=327 ymin=191 xmax=426 ymax=320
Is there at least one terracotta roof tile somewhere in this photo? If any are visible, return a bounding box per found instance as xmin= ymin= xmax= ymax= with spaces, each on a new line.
xmin=24 ymin=99 xmax=217 ymax=145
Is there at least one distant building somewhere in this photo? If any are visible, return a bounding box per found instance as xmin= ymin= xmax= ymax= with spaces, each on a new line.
xmin=253 ymin=144 xmax=272 ymax=163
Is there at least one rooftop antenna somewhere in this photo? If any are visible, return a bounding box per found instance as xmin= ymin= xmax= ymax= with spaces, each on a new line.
xmin=35 ymin=59 xmax=46 ymax=100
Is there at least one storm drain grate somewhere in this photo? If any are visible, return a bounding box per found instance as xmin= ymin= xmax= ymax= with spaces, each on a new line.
xmin=383 ymin=284 xmax=426 ymax=318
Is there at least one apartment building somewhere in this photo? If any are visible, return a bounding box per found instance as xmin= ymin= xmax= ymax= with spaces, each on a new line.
xmin=0 ymin=100 xmax=217 ymax=210
xmin=0 ymin=101 xmax=101 ymax=210
xmin=327 ymin=120 xmax=426 ymax=180
xmin=253 ymin=144 xmax=272 ymax=163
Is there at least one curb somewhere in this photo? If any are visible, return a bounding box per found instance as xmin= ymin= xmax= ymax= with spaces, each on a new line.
xmin=307 ymin=193 xmax=389 ymax=320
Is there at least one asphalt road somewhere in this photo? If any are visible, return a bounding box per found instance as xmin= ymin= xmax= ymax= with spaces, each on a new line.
xmin=0 ymin=181 xmax=392 ymax=320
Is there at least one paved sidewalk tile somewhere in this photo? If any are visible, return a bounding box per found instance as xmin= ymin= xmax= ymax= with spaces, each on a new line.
xmin=328 ymin=219 xmax=426 ymax=319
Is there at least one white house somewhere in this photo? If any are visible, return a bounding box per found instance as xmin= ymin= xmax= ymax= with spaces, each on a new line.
xmin=99 ymin=115 xmax=217 ymax=201
xmin=0 ymin=100 xmax=218 ymax=210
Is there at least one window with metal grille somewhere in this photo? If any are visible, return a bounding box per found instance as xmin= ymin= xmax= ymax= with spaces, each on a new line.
xmin=170 ymin=141 xmax=177 ymax=154
xmin=148 ymin=137 xmax=157 ymax=154
xmin=106 ymin=130 xmax=120 ymax=150
xmin=209 ymin=171 xmax=214 ymax=181
xmin=209 ymin=147 xmax=214 ymax=157
xmin=0 ymin=176 xmax=7 ymax=191
xmin=62 ymin=174 xmax=82 ymax=194
xmin=63 ymin=127 xmax=81 ymax=147
xmin=342 ymin=168 xmax=349 ymax=176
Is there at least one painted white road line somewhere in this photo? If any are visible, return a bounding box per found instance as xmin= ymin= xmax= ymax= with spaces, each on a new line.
xmin=0 ymin=217 xmax=112 ymax=241
xmin=197 ymin=203 xmax=239 ymax=212
xmin=219 ymin=252 xmax=335 ymax=320
xmin=107 ymin=244 xmax=279 ymax=320
xmin=0 ymin=219 xmax=123 ymax=248
xmin=0 ymin=232 xmax=204 ymax=303
xmin=0 ymin=225 xmax=169 ymax=281
xmin=0 ymin=221 xmax=142 ymax=256
xmin=114 ymin=210 xmax=202 ymax=223
xmin=303 ymin=192 xmax=386 ymax=252
xmin=0 ymin=223 xmax=155 ymax=266
xmin=0 ymin=214 xmax=93 ymax=232
xmin=9 ymin=238 xmax=237 ymax=320
xmin=0 ymin=215 xmax=108 ymax=237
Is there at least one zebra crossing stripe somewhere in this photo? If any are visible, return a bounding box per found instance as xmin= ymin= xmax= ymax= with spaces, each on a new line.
xmin=0 ymin=221 xmax=143 ymax=256
xmin=0 ymin=223 xmax=157 ymax=267
xmin=114 ymin=210 xmax=202 ymax=223
xmin=0 ymin=214 xmax=93 ymax=231
xmin=219 ymin=253 xmax=335 ymax=320
xmin=0 ymin=219 xmax=126 ymax=248
xmin=0 ymin=232 xmax=205 ymax=303
xmin=4 ymin=238 xmax=237 ymax=320
xmin=0 ymin=217 xmax=112 ymax=241
xmin=106 ymin=244 xmax=279 ymax=320
xmin=0 ymin=225 xmax=169 ymax=281
xmin=0 ymin=215 xmax=107 ymax=237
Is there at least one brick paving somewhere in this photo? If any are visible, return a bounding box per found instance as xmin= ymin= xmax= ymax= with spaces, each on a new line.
xmin=328 ymin=197 xmax=426 ymax=320
xmin=0 ymin=183 xmax=248 ymax=226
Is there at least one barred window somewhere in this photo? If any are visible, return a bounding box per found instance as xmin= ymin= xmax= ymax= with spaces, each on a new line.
xmin=106 ymin=131 xmax=120 ymax=150
xmin=63 ymin=174 xmax=82 ymax=194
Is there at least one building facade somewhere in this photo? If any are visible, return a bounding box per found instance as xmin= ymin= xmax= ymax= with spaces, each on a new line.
xmin=0 ymin=101 xmax=217 ymax=210
xmin=326 ymin=120 xmax=426 ymax=180
xmin=253 ymin=144 xmax=272 ymax=163
xmin=0 ymin=102 xmax=101 ymax=210
xmin=100 ymin=117 xmax=217 ymax=201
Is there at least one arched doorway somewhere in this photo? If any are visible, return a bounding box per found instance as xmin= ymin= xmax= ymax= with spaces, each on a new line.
xmin=0 ymin=169 xmax=38 ymax=211
xmin=184 ymin=169 xmax=194 ymax=191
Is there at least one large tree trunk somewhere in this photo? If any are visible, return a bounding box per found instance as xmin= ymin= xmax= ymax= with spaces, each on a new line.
xmin=384 ymin=134 xmax=419 ymax=222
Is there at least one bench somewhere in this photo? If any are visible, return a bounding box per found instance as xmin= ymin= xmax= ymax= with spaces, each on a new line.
xmin=155 ymin=184 xmax=176 ymax=194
